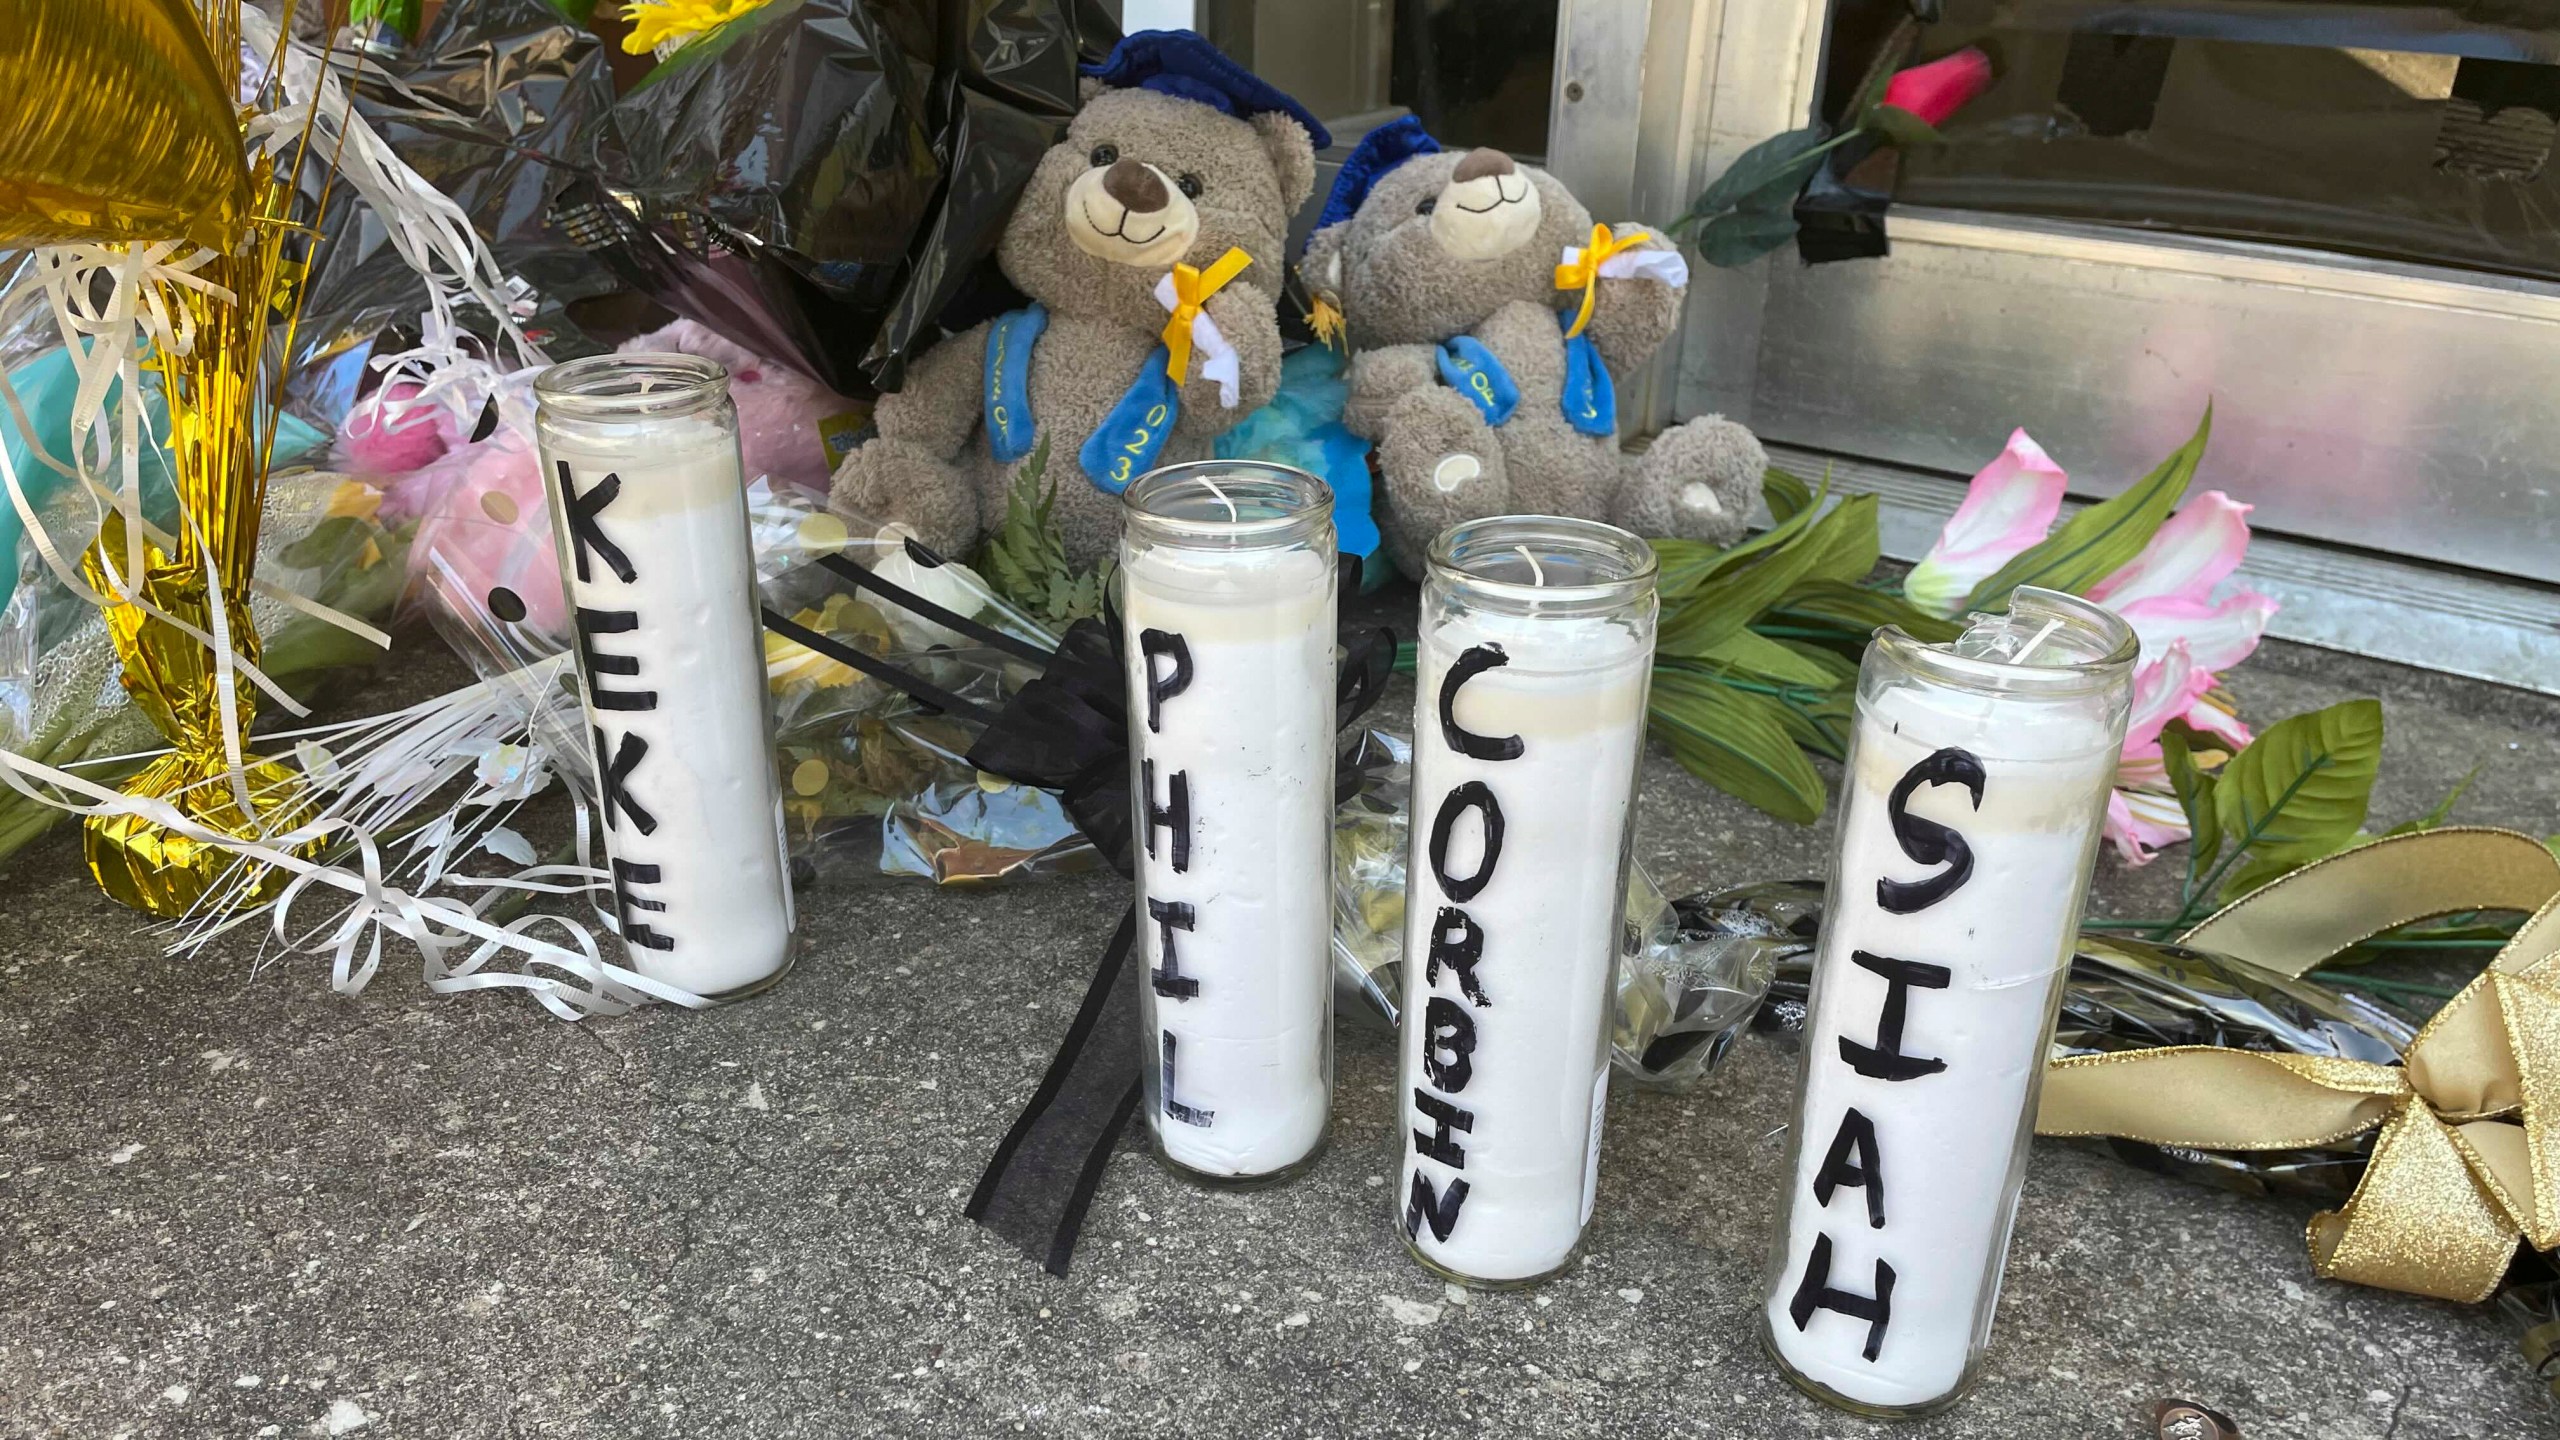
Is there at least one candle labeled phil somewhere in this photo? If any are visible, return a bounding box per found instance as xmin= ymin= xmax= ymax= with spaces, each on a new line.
xmin=1762 ymin=588 xmax=2135 ymax=1416
xmin=534 ymin=354 xmax=795 ymax=999
xmin=1121 ymin=462 xmax=1338 ymax=1183
xmin=1397 ymin=517 xmax=1657 ymax=1287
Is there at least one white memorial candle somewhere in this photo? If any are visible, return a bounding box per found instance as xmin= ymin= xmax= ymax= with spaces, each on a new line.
xmin=1763 ymin=587 xmax=2135 ymax=1416
xmin=1397 ymin=517 xmax=1657 ymax=1287
xmin=534 ymin=354 xmax=795 ymax=999
xmin=1120 ymin=462 xmax=1338 ymax=1182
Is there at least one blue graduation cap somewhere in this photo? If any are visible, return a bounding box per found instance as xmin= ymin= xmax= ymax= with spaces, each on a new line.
xmin=1313 ymin=114 xmax=1441 ymax=234
xmin=1082 ymin=30 xmax=1331 ymax=150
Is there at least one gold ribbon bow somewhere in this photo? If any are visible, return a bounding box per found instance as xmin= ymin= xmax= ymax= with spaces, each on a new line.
xmin=2038 ymin=827 xmax=2560 ymax=1302
xmin=1161 ymin=247 xmax=1253 ymax=383
xmin=1553 ymin=223 xmax=1652 ymax=339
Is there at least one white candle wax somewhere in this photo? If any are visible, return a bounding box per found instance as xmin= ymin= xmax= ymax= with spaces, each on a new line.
xmin=545 ymin=408 xmax=794 ymax=997
xmin=1399 ymin=607 xmax=1650 ymax=1283
xmin=1122 ymin=541 xmax=1336 ymax=1177
xmin=1766 ymin=666 xmax=2120 ymax=1410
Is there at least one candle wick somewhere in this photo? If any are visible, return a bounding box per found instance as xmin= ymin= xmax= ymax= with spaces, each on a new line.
xmin=1515 ymin=545 xmax=1547 ymax=587
xmin=2012 ymin=617 xmax=2065 ymax=664
xmin=1200 ymin=475 xmax=1239 ymax=524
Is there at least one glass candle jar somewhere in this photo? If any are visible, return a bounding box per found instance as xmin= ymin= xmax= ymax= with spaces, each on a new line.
xmin=1120 ymin=460 xmax=1338 ymax=1184
xmin=1396 ymin=515 xmax=1658 ymax=1287
xmin=534 ymin=353 xmax=795 ymax=999
xmin=1762 ymin=586 xmax=2137 ymax=1416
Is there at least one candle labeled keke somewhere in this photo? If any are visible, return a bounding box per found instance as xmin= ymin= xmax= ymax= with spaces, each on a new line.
xmin=534 ymin=354 xmax=795 ymax=998
xmin=1397 ymin=517 xmax=1657 ymax=1287
xmin=1121 ymin=461 xmax=1338 ymax=1183
xmin=1763 ymin=587 xmax=2135 ymax=1416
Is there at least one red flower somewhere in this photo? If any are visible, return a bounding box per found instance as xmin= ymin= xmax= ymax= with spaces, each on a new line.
xmin=1881 ymin=47 xmax=1994 ymax=129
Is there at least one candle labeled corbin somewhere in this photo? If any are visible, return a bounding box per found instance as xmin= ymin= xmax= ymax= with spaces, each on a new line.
xmin=535 ymin=354 xmax=796 ymax=1000
xmin=1397 ymin=517 xmax=1658 ymax=1288
xmin=1763 ymin=588 xmax=2136 ymax=1416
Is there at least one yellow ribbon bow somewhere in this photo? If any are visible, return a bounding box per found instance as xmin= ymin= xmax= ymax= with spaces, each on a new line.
xmin=1161 ymin=247 xmax=1254 ymax=383
xmin=2038 ymin=828 xmax=2560 ymax=1302
xmin=1553 ymin=223 xmax=1654 ymax=339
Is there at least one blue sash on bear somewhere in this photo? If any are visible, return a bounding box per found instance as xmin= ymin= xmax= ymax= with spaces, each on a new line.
xmin=1557 ymin=308 xmax=1616 ymax=438
xmin=983 ymin=304 xmax=1047 ymax=463
xmin=1435 ymin=336 xmax=1518 ymax=427
xmin=980 ymin=304 xmax=1181 ymax=493
xmin=1430 ymin=313 xmax=1616 ymax=438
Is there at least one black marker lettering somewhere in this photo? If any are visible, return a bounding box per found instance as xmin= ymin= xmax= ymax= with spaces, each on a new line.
xmin=1838 ymin=950 xmax=1951 ymax=1082
xmin=1787 ymin=1234 xmax=1896 ymax=1362
xmin=1139 ymin=629 xmax=1193 ymax=734
xmin=1812 ymin=1107 xmax=1887 ymax=1228
xmin=1410 ymin=1088 xmax=1473 ymax=1167
xmin=611 ymin=857 xmax=674 ymax=951
xmin=1877 ymin=747 xmax=1985 ymax=914
xmin=1160 ymin=1030 xmax=1213 ymax=1128
xmin=1421 ymin=995 xmax=1477 ymax=1093
xmin=594 ymin=725 xmax=658 ymax=836
xmin=574 ymin=607 xmax=657 ymax=712
xmin=555 ymin=461 xmax=635 ymax=584
xmin=1147 ymin=897 xmax=1198 ymax=1000
xmin=1425 ymin=906 xmax=1489 ymax=1006
xmin=1428 ymin=781 xmax=1505 ymax=904
xmin=1404 ymin=1170 xmax=1470 ymax=1244
xmin=1438 ymin=644 xmax=1525 ymax=761
xmin=1142 ymin=759 xmax=1191 ymax=873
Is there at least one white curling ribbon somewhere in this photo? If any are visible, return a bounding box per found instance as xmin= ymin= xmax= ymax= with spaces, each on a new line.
xmin=1560 ymin=242 xmax=1689 ymax=289
xmin=1151 ymin=271 xmax=1242 ymax=408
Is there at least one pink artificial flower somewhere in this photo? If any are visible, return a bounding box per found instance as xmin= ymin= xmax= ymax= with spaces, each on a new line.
xmin=2110 ymin=589 xmax=2279 ymax=674
xmin=2087 ymin=490 xmax=2253 ymax=608
xmin=619 ymin=318 xmax=858 ymax=496
xmin=2105 ymin=788 xmax=2192 ymax=867
xmin=1903 ymin=428 xmax=2068 ymax=618
xmin=1880 ymin=47 xmax=1995 ymax=130
xmin=339 ymin=380 xmax=465 ymax=476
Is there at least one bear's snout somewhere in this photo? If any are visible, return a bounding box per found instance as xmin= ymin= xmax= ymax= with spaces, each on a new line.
xmin=1065 ymin=155 xmax=1201 ymax=269
xmin=1430 ymin=147 xmax=1543 ymax=262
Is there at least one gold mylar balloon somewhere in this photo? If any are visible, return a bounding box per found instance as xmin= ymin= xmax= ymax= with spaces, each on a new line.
xmin=0 ymin=0 xmax=252 ymax=249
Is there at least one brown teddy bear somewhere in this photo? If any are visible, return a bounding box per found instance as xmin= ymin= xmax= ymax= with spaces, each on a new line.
xmin=1299 ymin=116 xmax=1765 ymax=576
xmin=830 ymin=32 xmax=1323 ymax=567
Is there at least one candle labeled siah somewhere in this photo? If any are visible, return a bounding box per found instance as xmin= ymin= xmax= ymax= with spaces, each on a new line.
xmin=1121 ymin=462 xmax=1338 ymax=1182
xmin=535 ymin=355 xmax=795 ymax=999
xmin=1396 ymin=517 xmax=1657 ymax=1287
xmin=1763 ymin=588 xmax=2134 ymax=1416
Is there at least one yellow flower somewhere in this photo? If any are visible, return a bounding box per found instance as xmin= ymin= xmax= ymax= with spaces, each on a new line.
xmin=326 ymin=480 xmax=384 ymax=522
xmin=622 ymin=0 xmax=776 ymax=56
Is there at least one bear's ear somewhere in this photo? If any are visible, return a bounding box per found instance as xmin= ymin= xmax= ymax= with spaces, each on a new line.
xmin=1251 ymin=112 xmax=1319 ymax=213
xmin=1298 ymin=223 xmax=1347 ymax=299
xmin=1078 ymin=76 xmax=1108 ymax=104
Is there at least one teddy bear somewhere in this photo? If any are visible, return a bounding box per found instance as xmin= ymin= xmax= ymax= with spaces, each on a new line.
xmin=1299 ymin=116 xmax=1765 ymax=575
xmin=829 ymin=31 xmax=1324 ymax=568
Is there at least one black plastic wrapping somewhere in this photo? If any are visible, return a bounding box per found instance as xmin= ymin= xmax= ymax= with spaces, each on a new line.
xmin=1721 ymin=879 xmax=2418 ymax=1202
xmin=553 ymin=0 xmax=1115 ymax=394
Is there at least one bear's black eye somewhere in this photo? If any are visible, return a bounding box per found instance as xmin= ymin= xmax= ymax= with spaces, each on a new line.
xmin=1415 ymin=195 xmax=1436 ymax=216
xmin=1089 ymin=144 xmax=1119 ymax=167
xmin=1176 ymin=173 xmax=1204 ymax=200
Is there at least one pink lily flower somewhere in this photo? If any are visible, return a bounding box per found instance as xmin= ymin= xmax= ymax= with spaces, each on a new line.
xmin=1903 ymin=429 xmax=2067 ymax=618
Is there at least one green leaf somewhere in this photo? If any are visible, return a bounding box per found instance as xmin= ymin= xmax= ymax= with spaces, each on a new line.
xmin=1768 ymin=579 xmax=1963 ymax=645
xmin=1680 ymin=630 xmax=1840 ymax=688
xmin=1696 ymin=207 xmax=1802 ymax=269
xmin=1658 ymin=517 xmax=1839 ymax=658
xmin=1688 ymin=126 xmax=1833 ymax=221
xmin=2160 ymin=727 xmax=2222 ymax=875
xmin=1861 ymin=103 xmax=1946 ymax=149
xmin=1764 ymin=466 xmax=1814 ymax=524
xmin=350 ymin=0 xmax=423 ymax=37
xmin=545 ymin=0 xmax=600 ymax=21
xmin=2213 ymin=698 xmax=2385 ymax=869
xmin=1962 ymin=406 xmax=2213 ymax=611
xmin=1653 ymin=476 xmax=1828 ymax=601
xmin=1649 ymin=672 xmax=1828 ymax=824
xmin=1795 ymin=492 xmax=1882 ymax=587
xmin=2383 ymin=766 xmax=2479 ymax=837
xmin=1770 ymin=682 xmax=1856 ymax=762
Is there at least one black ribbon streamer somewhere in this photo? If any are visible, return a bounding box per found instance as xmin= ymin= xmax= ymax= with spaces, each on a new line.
xmin=761 ymin=561 xmax=1395 ymax=1274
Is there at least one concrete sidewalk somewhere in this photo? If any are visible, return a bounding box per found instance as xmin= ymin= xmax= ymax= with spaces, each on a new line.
xmin=2 ymin=631 xmax=2554 ymax=1439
